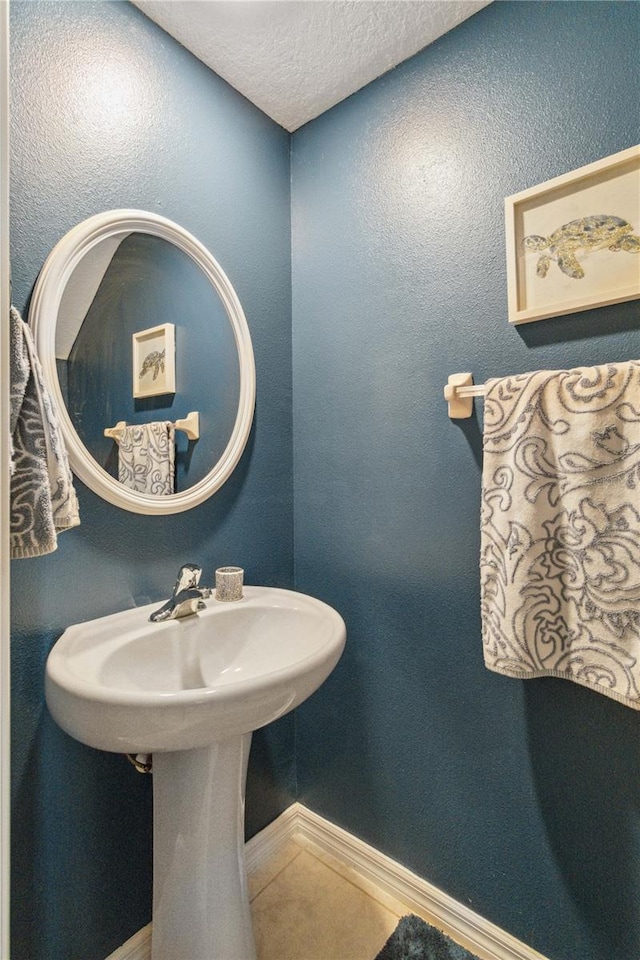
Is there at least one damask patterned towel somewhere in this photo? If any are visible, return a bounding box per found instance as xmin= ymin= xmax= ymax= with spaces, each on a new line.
xmin=118 ymin=422 xmax=175 ymax=495
xmin=10 ymin=306 xmax=80 ymax=559
xmin=480 ymin=360 xmax=640 ymax=709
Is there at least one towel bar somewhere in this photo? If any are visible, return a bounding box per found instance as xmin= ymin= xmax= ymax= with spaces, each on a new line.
xmin=104 ymin=411 xmax=200 ymax=441
xmin=444 ymin=374 xmax=487 ymax=419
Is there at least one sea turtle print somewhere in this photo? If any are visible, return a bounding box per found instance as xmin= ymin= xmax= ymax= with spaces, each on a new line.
xmin=522 ymin=214 xmax=640 ymax=279
xmin=139 ymin=348 xmax=166 ymax=381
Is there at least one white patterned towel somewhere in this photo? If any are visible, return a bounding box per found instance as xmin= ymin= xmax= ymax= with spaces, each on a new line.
xmin=118 ymin=422 xmax=175 ymax=495
xmin=480 ymin=359 xmax=640 ymax=709
xmin=10 ymin=306 xmax=80 ymax=559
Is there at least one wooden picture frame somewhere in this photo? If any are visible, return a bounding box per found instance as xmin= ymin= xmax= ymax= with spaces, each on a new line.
xmin=132 ymin=322 xmax=175 ymax=398
xmin=505 ymin=145 xmax=640 ymax=324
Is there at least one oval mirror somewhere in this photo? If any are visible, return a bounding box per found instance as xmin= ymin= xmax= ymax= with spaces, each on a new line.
xmin=29 ymin=210 xmax=255 ymax=515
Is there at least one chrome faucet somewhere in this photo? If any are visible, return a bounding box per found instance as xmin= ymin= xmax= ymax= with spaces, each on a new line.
xmin=149 ymin=563 xmax=212 ymax=622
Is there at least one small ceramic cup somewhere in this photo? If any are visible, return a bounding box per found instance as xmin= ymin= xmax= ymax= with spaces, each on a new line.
xmin=215 ymin=566 xmax=244 ymax=602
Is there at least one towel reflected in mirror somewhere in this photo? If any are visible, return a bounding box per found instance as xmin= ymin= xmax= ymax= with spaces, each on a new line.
xmin=117 ymin=422 xmax=175 ymax=495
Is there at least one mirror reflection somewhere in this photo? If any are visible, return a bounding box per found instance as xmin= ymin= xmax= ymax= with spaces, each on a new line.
xmin=56 ymin=233 xmax=240 ymax=493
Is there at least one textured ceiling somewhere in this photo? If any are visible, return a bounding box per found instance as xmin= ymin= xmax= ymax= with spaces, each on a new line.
xmin=132 ymin=1 xmax=491 ymax=131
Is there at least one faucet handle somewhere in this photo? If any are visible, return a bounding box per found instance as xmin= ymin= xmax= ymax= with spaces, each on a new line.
xmin=173 ymin=563 xmax=202 ymax=596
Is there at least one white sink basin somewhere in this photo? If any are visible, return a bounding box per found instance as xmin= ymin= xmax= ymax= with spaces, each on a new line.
xmin=46 ymin=585 xmax=345 ymax=960
xmin=46 ymin=586 xmax=346 ymax=754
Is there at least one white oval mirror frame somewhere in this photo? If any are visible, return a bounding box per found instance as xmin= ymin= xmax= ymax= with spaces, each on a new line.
xmin=29 ymin=210 xmax=256 ymax=515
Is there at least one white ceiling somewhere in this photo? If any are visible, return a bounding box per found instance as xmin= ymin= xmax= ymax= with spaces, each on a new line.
xmin=132 ymin=1 xmax=492 ymax=131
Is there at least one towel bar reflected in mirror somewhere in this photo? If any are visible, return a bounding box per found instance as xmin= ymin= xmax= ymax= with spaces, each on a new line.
xmin=104 ymin=411 xmax=200 ymax=442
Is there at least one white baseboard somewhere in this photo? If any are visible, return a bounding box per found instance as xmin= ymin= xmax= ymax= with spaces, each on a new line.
xmin=106 ymin=923 xmax=151 ymax=960
xmin=107 ymin=802 xmax=548 ymax=960
xmin=284 ymin=804 xmax=549 ymax=960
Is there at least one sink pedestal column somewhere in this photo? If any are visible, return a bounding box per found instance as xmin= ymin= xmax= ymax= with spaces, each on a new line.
xmin=151 ymin=734 xmax=256 ymax=960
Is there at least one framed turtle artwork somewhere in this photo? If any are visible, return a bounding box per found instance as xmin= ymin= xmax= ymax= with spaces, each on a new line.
xmin=505 ymin=144 xmax=640 ymax=324
xmin=132 ymin=322 xmax=176 ymax=398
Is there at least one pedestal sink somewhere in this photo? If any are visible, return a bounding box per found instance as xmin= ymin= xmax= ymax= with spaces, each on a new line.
xmin=45 ymin=586 xmax=346 ymax=960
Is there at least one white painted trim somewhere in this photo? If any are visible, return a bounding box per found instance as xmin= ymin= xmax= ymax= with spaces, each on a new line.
xmin=244 ymin=802 xmax=301 ymax=875
xmin=0 ymin=2 xmax=11 ymax=957
xmin=288 ymin=804 xmax=549 ymax=960
xmin=107 ymin=803 xmax=549 ymax=960
xmin=105 ymin=924 xmax=151 ymax=960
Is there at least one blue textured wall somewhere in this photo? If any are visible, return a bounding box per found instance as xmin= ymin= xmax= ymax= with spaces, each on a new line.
xmin=291 ymin=4 xmax=640 ymax=960
xmin=10 ymin=2 xmax=640 ymax=960
xmin=10 ymin=3 xmax=293 ymax=959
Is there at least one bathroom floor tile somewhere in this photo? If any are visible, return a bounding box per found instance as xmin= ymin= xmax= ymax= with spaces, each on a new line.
xmin=293 ymin=834 xmax=414 ymax=918
xmin=248 ymin=838 xmax=304 ymax=901
xmin=250 ymin=849 xmax=400 ymax=960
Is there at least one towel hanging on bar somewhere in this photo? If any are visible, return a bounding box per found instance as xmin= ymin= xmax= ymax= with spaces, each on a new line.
xmin=480 ymin=359 xmax=640 ymax=709
xmin=9 ymin=306 xmax=80 ymax=558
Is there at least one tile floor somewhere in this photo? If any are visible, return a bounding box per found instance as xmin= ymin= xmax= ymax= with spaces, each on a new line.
xmin=248 ymin=836 xmax=419 ymax=960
